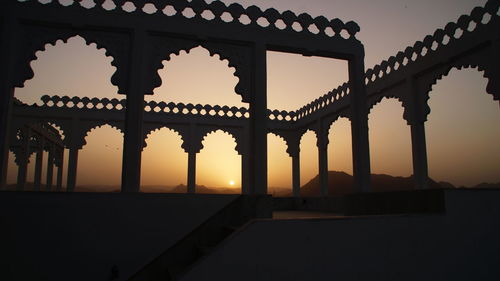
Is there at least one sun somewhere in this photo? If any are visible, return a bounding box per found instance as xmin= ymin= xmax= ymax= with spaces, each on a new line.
xmin=229 ymin=180 xmax=235 ymax=186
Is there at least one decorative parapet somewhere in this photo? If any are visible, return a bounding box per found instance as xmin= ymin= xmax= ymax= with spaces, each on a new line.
xmin=364 ymin=0 xmax=499 ymax=86
xmin=144 ymin=101 xmax=250 ymax=119
xmin=294 ymin=0 xmax=499 ymax=120
xmin=293 ymin=82 xmax=350 ymax=121
xmin=19 ymin=0 xmax=360 ymax=40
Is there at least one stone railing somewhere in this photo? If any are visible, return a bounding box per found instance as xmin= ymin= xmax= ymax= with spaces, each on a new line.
xmin=144 ymin=100 xmax=250 ymax=119
xmin=32 ymin=95 xmax=306 ymax=122
xmin=40 ymin=95 xmax=125 ymax=110
xmin=19 ymin=0 xmax=360 ymax=40
xmin=294 ymin=82 xmax=350 ymax=120
xmin=364 ymin=1 xmax=499 ymax=85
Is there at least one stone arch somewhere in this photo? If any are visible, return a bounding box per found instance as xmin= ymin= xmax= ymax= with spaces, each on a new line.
xmin=197 ymin=129 xmax=242 ymax=190
xmin=80 ymin=121 xmax=124 ymax=149
xmin=145 ymin=36 xmax=251 ymax=102
xmin=140 ymin=126 xmax=189 ymax=191
xmin=327 ymin=116 xmax=353 ymax=176
xmin=76 ymin=123 xmax=123 ymax=190
xmin=367 ymin=93 xmax=406 ymax=116
xmin=368 ymin=97 xmax=412 ymax=177
xmin=200 ymin=127 xmax=243 ymax=155
xmin=419 ymin=55 xmax=498 ymax=122
xmin=299 ymin=129 xmax=319 ymax=186
xmin=267 ymin=132 xmax=292 ymax=196
xmin=142 ymin=124 xmax=187 ymax=151
xmin=14 ymin=26 xmax=129 ymax=93
xmin=425 ymin=66 xmax=500 ymax=187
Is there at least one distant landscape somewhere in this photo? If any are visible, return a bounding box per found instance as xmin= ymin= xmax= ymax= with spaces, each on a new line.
xmin=5 ymin=171 xmax=500 ymax=196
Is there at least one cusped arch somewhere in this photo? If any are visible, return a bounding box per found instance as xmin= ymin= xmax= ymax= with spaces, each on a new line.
xmin=418 ymin=55 xmax=497 ymax=121
xmin=142 ymin=124 xmax=187 ymax=151
xmin=200 ymin=127 xmax=243 ymax=155
xmin=145 ymin=36 xmax=251 ymax=102
xmin=325 ymin=112 xmax=351 ymax=135
xmin=80 ymin=121 xmax=124 ymax=149
xmin=15 ymin=25 xmax=129 ymax=93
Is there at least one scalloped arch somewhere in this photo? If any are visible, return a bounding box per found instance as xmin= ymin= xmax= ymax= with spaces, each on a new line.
xmin=81 ymin=122 xmax=124 ymax=149
xmin=326 ymin=114 xmax=351 ymax=134
xmin=15 ymin=25 xmax=129 ymax=93
xmin=142 ymin=125 xmax=186 ymax=151
xmin=420 ymin=62 xmax=493 ymax=121
xmin=200 ymin=128 xmax=242 ymax=154
xmin=367 ymin=95 xmax=406 ymax=116
xmin=299 ymin=128 xmax=317 ymax=146
xmin=145 ymin=36 xmax=251 ymax=102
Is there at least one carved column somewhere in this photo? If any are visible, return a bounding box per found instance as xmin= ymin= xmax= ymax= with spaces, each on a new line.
xmin=33 ymin=138 xmax=45 ymax=191
xmin=317 ymin=121 xmax=329 ymax=196
xmin=56 ymin=148 xmax=64 ymax=191
xmin=16 ymin=127 xmax=30 ymax=191
xmin=66 ymin=118 xmax=83 ymax=192
xmin=406 ymin=77 xmax=429 ymax=189
xmin=187 ymin=151 xmax=196 ymax=193
xmin=348 ymin=56 xmax=371 ymax=192
xmin=66 ymin=146 xmax=79 ymax=192
xmin=285 ymin=134 xmax=301 ymax=197
xmin=249 ymin=43 xmax=268 ymax=194
xmin=121 ymin=29 xmax=146 ymax=192
xmin=0 ymin=11 xmax=16 ymax=189
xmin=240 ymin=128 xmax=250 ymax=194
xmin=46 ymin=145 xmax=54 ymax=191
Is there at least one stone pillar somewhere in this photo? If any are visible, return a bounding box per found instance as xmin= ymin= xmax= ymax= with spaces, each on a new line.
xmin=406 ymin=78 xmax=429 ymax=189
xmin=121 ymin=29 xmax=146 ymax=192
xmin=317 ymin=122 xmax=329 ymax=196
xmin=241 ymin=152 xmax=250 ymax=194
xmin=16 ymin=128 xmax=30 ymax=191
xmin=292 ymin=153 xmax=300 ymax=197
xmin=45 ymin=145 xmax=54 ymax=191
xmin=237 ymin=128 xmax=250 ymax=194
xmin=66 ymin=146 xmax=79 ymax=192
xmin=348 ymin=56 xmax=371 ymax=192
xmin=33 ymin=139 xmax=45 ymax=191
xmin=249 ymin=43 xmax=268 ymax=194
xmin=0 ymin=12 xmax=16 ymax=190
xmin=56 ymin=148 xmax=64 ymax=191
xmin=286 ymin=136 xmax=301 ymax=197
xmin=187 ymin=151 xmax=196 ymax=193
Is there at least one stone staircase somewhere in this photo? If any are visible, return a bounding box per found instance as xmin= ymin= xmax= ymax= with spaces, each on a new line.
xmin=128 ymin=195 xmax=272 ymax=281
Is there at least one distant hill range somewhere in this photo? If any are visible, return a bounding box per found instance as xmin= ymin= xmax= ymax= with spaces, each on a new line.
xmin=3 ymin=172 xmax=499 ymax=195
xmin=298 ymin=171 xmax=500 ymax=197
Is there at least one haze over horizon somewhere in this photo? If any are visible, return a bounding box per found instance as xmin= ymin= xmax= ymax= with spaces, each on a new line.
xmin=6 ymin=0 xmax=500 ymax=190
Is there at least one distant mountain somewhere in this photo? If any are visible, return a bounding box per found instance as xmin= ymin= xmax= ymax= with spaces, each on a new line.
xmin=298 ymin=171 xmax=454 ymax=197
xmin=468 ymin=182 xmax=500 ymax=189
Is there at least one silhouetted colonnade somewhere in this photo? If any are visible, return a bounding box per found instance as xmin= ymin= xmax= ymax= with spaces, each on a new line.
xmin=1 ymin=0 xmax=498 ymax=196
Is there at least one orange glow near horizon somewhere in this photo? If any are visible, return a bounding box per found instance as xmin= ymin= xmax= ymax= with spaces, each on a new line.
xmin=6 ymin=0 xmax=499 ymax=190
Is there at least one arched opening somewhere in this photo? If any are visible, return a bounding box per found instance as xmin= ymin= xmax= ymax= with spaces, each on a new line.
xmin=140 ymin=128 xmax=187 ymax=193
xmin=427 ymin=68 xmax=500 ymax=188
xmin=14 ymin=35 xmax=119 ymax=104
xmin=298 ymin=130 xmax=318 ymax=196
xmin=148 ymin=46 xmax=247 ymax=107
xmin=76 ymin=125 xmax=123 ymax=192
xmin=197 ymin=130 xmax=241 ymax=193
xmin=267 ymin=133 xmax=292 ymax=196
xmin=368 ymin=97 xmax=412 ymax=178
xmin=8 ymin=35 xmax=120 ymax=191
xmin=327 ymin=117 xmax=353 ymax=195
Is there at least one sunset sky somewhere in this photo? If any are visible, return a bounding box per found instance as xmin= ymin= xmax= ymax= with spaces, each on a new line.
xmin=7 ymin=0 xmax=500 ymax=191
